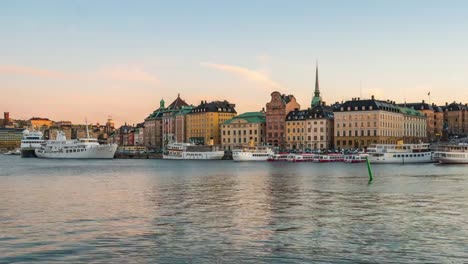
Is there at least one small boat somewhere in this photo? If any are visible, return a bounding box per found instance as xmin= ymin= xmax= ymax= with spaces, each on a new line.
xmin=232 ymin=146 xmax=274 ymax=161
xmin=344 ymin=154 xmax=368 ymax=163
xmin=433 ymin=144 xmax=468 ymax=164
xmin=4 ymin=149 xmax=21 ymax=155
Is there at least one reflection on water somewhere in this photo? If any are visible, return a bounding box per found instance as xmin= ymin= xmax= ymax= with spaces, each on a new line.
xmin=0 ymin=155 xmax=468 ymax=263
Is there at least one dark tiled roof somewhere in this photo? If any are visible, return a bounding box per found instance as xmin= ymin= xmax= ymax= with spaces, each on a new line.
xmin=399 ymin=102 xmax=434 ymax=111
xmin=167 ymin=94 xmax=189 ymax=110
xmin=443 ymin=102 xmax=468 ymax=111
xmin=286 ymin=105 xmax=334 ymax=121
xmin=335 ymin=99 xmax=400 ymax=113
xmin=190 ymin=100 xmax=237 ymax=114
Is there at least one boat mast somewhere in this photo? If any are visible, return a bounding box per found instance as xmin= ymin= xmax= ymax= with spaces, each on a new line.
xmin=85 ymin=118 xmax=90 ymax=138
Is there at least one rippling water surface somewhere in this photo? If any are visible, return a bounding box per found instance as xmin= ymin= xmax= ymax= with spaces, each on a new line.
xmin=1 ymin=155 xmax=468 ymax=263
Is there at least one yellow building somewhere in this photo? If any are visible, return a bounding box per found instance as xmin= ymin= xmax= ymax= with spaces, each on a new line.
xmin=221 ymin=112 xmax=266 ymax=150
xmin=334 ymin=97 xmax=426 ymax=149
xmin=285 ymin=105 xmax=334 ymax=150
xmin=29 ymin=117 xmax=53 ymax=131
xmin=186 ymin=100 xmax=237 ymax=145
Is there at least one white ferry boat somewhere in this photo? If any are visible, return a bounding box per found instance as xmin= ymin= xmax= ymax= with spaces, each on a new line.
xmin=20 ymin=130 xmax=45 ymax=157
xmin=367 ymin=143 xmax=433 ymax=164
xmin=35 ymin=130 xmax=117 ymax=159
xmin=163 ymin=142 xmax=224 ymax=160
xmin=232 ymin=146 xmax=274 ymax=161
xmin=433 ymin=144 xmax=468 ymax=164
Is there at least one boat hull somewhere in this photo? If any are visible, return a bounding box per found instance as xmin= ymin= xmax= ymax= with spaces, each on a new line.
xmin=163 ymin=151 xmax=225 ymax=160
xmin=368 ymin=153 xmax=433 ymax=164
xmin=35 ymin=145 xmax=117 ymax=159
xmin=232 ymin=152 xmax=271 ymax=161
xmin=21 ymin=148 xmax=37 ymax=158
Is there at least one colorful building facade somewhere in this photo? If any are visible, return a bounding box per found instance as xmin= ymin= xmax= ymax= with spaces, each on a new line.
xmin=186 ymin=100 xmax=237 ymax=145
xmin=220 ymin=111 xmax=266 ymax=150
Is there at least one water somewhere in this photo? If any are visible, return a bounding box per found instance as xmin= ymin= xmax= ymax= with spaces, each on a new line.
xmin=1 ymin=155 xmax=467 ymax=263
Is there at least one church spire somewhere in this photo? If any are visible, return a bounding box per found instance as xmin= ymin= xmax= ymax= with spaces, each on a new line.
xmin=311 ymin=61 xmax=322 ymax=107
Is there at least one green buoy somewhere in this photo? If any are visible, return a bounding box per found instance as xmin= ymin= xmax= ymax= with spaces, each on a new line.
xmin=366 ymin=156 xmax=373 ymax=184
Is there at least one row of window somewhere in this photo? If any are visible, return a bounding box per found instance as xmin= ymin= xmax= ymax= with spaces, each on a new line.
xmin=222 ymin=130 xmax=260 ymax=136
xmin=288 ymin=135 xmax=327 ymax=141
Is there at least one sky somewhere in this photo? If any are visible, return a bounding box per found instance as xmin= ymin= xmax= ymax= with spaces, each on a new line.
xmin=1 ymin=0 xmax=468 ymax=126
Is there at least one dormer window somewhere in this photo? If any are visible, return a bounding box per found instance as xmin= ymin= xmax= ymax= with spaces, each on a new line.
xmin=369 ymin=106 xmax=373 ymax=110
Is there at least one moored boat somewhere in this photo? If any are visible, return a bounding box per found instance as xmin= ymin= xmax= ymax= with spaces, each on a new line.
xmin=20 ymin=130 xmax=45 ymax=158
xmin=367 ymin=143 xmax=433 ymax=164
xmin=232 ymin=146 xmax=274 ymax=161
xmin=267 ymin=153 xmax=289 ymax=162
xmin=344 ymin=154 xmax=368 ymax=163
xmin=433 ymin=144 xmax=468 ymax=164
xmin=314 ymin=154 xmax=344 ymax=163
xmin=163 ymin=142 xmax=224 ymax=160
xmin=35 ymin=125 xmax=117 ymax=159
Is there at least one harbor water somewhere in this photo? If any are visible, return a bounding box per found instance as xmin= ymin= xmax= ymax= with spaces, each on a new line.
xmin=1 ymin=155 xmax=467 ymax=263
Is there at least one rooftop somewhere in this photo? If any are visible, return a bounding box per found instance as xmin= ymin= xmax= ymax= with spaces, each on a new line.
xmin=223 ymin=111 xmax=265 ymax=124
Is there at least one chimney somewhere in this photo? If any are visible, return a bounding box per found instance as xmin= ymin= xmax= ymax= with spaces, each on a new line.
xmin=371 ymin=95 xmax=375 ymax=100
xmin=3 ymin=112 xmax=9 ymax=126
xmin=422 ymin=100 xmax=425 ymax=104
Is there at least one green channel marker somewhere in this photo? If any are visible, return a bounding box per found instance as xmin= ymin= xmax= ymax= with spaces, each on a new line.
xmin=366 ymin=156 xmax=373 ymax=184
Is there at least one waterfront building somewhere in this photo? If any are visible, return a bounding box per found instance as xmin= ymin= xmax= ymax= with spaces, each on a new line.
xmin=398 ymin=106 xmax=427 ymax=143
xmin=186 ymin=100 xmax=237 ymax=145
xmin=334 ymin=96 xmax=426 ymax=149
xmin=175 ymin=106 xmax=194 ymax=143
xmin=285 ymin=104 xmax=334 ymax=150
xmin=162 ymin=94 xmax=190 ymax=146
xmin=29 ymin=117 xmax=53 ymax=131
xmin=265 ymin=92 xmax=300 ymax=148
xmin=0 ymin=128 xmax=23 ymax=150
xmin=144 ymin=99 xmax=165 ymax=151
xmin=134 ymin=123 xmax=144 ymax=146
xmin=442 ymin=102 xmax=468 ymax=136
xmin=2 ymin=112 xmax=11 ymax=127
xmin=400 ymin=101 xmax=443 ymax=141
xmin=220 ymin=111 xmax=266 ymax=150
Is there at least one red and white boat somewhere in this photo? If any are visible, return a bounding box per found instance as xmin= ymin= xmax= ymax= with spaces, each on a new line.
xmin=314 ymin=154 xmax=345 ymax=163
xmin=291 ymin=153 xmax=319 ymax=162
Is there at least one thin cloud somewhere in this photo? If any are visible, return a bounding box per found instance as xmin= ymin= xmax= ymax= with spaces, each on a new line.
xmin=97 ymin=66 xmax=159 ymax=84
xmin=0 ymin=64 xmax=73 ymax=79
xmin=200 ymin=62 xmax=282 ymax=89
xmin=0 ymin=64 xmax=159 ymax=84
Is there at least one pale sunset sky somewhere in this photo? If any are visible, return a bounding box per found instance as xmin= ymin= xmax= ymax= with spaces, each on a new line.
xmin=1 ymin=0 xmax=468 ymax=126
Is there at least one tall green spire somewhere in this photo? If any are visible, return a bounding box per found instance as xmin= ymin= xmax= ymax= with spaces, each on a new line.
xmin=311 ymin=62 xmax=322 ymax=107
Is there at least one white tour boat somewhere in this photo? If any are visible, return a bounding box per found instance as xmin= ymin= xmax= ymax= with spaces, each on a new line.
xmin=163 ymin=142 xmax=225 ymax=160
xmin=367 ymin=143 xmax=433 ymax=164
xmin=20 ymin=130 xmax=45 ymax=157
xmin=232 ymin=146 xmax=274 ymax=161
xmin=4 ymin=149 xmax=21 ymax=155
xmin=433 ymin=144 xmax=468 ymax=164
xmin=35 ymin=128 xmax=117 ymax=159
